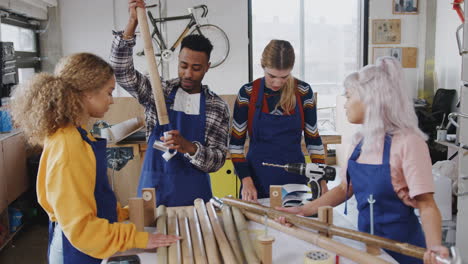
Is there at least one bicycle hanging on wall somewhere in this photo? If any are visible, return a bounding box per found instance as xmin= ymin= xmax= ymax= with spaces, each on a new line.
xmin=137 ymin=4 xmax=230 ymax=68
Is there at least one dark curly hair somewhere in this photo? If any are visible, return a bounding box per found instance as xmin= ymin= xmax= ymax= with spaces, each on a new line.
xmin=180 ymin=34 xmax=213 ymax=61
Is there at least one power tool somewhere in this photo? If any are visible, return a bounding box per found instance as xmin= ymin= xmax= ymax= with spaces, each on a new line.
xmin=262 ymin=162 xmax=336 ymax=200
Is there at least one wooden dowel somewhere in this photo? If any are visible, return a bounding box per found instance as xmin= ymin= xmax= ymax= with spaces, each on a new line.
xmin=205 ymin=202 xmax=237 ymax=263
xmin=194 ymin=199 xmax=222 ymax=264
xmin=222 ymin=197 xmax=425 ymax=259
xmin=178 ymin=210 xmax=194 ymax=264
xmin=156 ymin=205 xmax=168 ymax=264
xmin=244 ymin=212 xmax=392 ymax=264
xmin=231 ymin=207 xmax=260 ymax=264
xmin=142 ymin=188 xmax=156 ymax=227
xmin=186 ymin=207 xmax=208 ymax=264
xmin=167 ymin=210 xmax=181 ymax=264
xmin=129 ymin=197 xmax=144 ymax=232
xmin=136 ymin=7 xmax=169 ymax=125
xmin=221 ymin=206 xmax=246 ymax=264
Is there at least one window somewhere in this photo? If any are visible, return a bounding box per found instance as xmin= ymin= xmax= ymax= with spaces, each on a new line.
xmin=251 ymin=0 xmax=362 ymax=129
xmin=0 ymin=13 xmax=41 ymax=84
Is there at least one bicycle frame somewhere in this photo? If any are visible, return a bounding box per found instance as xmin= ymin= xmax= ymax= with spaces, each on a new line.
xmin=147 ymin=5 xmax=208 ymax=53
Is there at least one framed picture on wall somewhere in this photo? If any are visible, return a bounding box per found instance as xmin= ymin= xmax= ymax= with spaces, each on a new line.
xmin=373 ymin=47 xmax=418 ymax=68
xmin=393 ymin=0 xmax=418 ymax=14
xmin=372 ymin=19 xmax=401 ymax=44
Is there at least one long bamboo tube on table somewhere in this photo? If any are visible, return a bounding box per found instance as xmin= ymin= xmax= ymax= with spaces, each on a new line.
xmin=245 ymin=212 xmax=392 ymax=264
xmin=231 ymin=207 xmax=260 ymax=264
xmin=186 ymin=207 xmax=208 ymax=264
xmin=167 ymin=210 xmax=181 ymax=264
xmin=178 ymin=210 xmax=194 ymax=264
xmin=136 ymin=7 xmax=169 ymax=124
xmin=156 ymin=205 xmax=168 ymax=264
xmin=194 ymin=199 xmax=221 ymax=264
xmin=222 ymin=197 xmax=425 ymax=260
xmin=221 ymin=206 xmax=246 ymax=264
xmin=205 ymin=202 xmax=237 ymax=263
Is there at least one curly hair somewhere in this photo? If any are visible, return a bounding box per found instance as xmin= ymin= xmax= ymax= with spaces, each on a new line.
xmin=261 ymin=39 xmax=296 ymax=114
xmin=10 ymin=53 xmax=114 ymax=146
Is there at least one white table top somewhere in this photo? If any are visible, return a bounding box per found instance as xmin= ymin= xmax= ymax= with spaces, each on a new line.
xmin=102 ymin=199 xmax=397 ymax=264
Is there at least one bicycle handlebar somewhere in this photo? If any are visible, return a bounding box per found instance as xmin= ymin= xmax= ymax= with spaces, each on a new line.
xmin=193 ymin=4 xmax=208 ymax=17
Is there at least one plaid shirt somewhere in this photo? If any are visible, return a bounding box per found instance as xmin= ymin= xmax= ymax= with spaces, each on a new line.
xmin=109 ymin=31 xmax=230 ymax=173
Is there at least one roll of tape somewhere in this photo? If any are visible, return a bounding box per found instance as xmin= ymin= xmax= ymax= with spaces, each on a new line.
xmin=304 ymin=250 xmax=335 ymax=264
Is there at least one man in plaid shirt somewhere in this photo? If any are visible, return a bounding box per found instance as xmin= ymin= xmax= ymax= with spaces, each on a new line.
xmin=109 ymin=0 xmax=229 ymax=206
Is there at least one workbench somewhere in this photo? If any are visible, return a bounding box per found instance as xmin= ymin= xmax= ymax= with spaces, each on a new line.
xmin=102 ymin=199 xmax=397 ymax=264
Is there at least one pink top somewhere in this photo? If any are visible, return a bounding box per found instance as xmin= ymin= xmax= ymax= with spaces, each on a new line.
xmin=341 ymin=131 xmax=434 ymax=208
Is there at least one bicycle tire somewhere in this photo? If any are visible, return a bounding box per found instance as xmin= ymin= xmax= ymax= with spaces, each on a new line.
xmin=190 ymin=24 xmax=230 ymax=68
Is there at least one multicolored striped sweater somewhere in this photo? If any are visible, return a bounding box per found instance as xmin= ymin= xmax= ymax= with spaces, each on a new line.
xmin=229 ymin=78 xmax=325 ymax=180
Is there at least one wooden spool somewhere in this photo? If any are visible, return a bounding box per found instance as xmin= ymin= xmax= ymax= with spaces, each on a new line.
xmin=244 ymin=212 xmax=392 ymax=264
xmin=136 ymin=7 xmax=169 ymax=125
xmin=231 ymin=207 xmax=260 ymax=264
xmin=194 ymin=199 xmax=222 ymax=264
xmin=167 ymin=210 xmax=181 ymax=264
xmin=129 ymin=197 xmax=144 ymax=232
xmin=222 ymin=197 xmax=426 ymax=260
xmin=156 ymin=205 xmax=168 ymax=264
xmin=178 ymin=210 xmax=194 ymax=264
xmin=186 ymin=207 xmax=208 ymax=264
xmin=142 ymin=188 xmax=156 ymax=227
xmin=269 ymin=185 xmax=282 ymax=208
xmin=221 ymin=206 xmax=246 ymax=263
xmin=205 ymin=202 xmax=237 ymax=263
xmin=257 ymin=235 xmax=275 ymax=264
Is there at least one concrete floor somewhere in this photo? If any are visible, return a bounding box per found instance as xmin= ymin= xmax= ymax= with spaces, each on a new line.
xmin=0 ymin=223 xmax=48 ymax=264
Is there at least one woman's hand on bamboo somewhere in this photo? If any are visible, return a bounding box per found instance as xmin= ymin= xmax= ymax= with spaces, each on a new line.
xmin=146 ymin=232 xmax=180 ymax=249
xmin=274 ymin=206 xmax=305 ymax=227
xmin=241 ymin=177 xmax=258 ymax=202
xmin=161 ymin=130 xmax=197 ymax=155
xmin=424 ymin=245 xmax=450 ymax=264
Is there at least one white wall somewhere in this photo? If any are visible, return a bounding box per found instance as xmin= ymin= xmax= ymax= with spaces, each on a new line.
xmin=58 ymin=0 xmax=248 ymax=96
xmin=434 ymin=2 xmax=462 ymax=94
xmin=369 ymin=0 xmax=425 ymax=99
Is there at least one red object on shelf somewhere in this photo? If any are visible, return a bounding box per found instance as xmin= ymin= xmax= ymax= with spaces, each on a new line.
xmin=453 ymin=0 xmax=465 ymax=22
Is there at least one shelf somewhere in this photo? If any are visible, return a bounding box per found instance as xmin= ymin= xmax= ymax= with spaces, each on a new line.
xmin=435 ymin=140 xmax=468 ymax=150
xmin=0 ymin=224 xmax=24 ymax=252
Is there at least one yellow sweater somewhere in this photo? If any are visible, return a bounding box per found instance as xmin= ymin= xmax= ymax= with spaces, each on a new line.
xmin=36 ymin=126 xmax=148 ymax=259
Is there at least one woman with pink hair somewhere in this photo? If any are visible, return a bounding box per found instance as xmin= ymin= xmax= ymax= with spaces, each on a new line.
xmin=277 ymin=57 xmax=448 ymax=264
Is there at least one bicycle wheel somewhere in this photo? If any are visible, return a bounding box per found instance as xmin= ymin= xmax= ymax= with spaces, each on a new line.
xmin=190 ymin=24 xmax=230 ymax=68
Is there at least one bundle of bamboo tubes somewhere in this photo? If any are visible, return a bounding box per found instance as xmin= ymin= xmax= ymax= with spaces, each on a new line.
xmin=129 ymin=195 xmax=402 ymax=264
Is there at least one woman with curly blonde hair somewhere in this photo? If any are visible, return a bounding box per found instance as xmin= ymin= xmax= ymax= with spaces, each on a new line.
xmin=11 ymin=53 xmax=179 ymax=264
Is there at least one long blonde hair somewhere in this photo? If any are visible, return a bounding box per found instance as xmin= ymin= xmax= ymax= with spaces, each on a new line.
xmin=261 ymin=40 xmax=296 ymax=114
xmin=10 ymin=53 xmax=114 ymax=146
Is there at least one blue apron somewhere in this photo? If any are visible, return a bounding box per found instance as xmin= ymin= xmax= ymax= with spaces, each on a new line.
xmin=48 ymin=127 xmax=118 ymax=264
xmin=138 ymin=87 xmax=212 ymax=206
xmin=346 ymin=135 xmax=425 ymax=264
xmin=246 ymin=78 xmax=307 ymax=199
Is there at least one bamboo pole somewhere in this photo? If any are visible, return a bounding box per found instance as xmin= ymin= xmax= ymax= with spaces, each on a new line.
xmin=167 ymin=210 xmax=181 ymax=264
xmin=178 ymin=210 xmax=194 ymax=264
xmin=231 ymin=207 xmax=260 ymax=264
xmin=194 ymin=199 xmax=222 ymax=264
xmin=186 ymin=207 xmax=208 ymax=264
xmin=257 ymin=235 xmax=274 ymax=264
xmin=156 ymin=205 xmax=168 ymax=264
xmin=221 ymin=206 xmax=246 ymax=264
xmin=205 ymin=202 xmax=237 ymax=263
xmin=222 ymin=197 xmax=426 ymax=260
xmin=245 ymin=212 xmax=392 ymax=264
xmin=136 ymin=7 xmax=169 ymax=125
